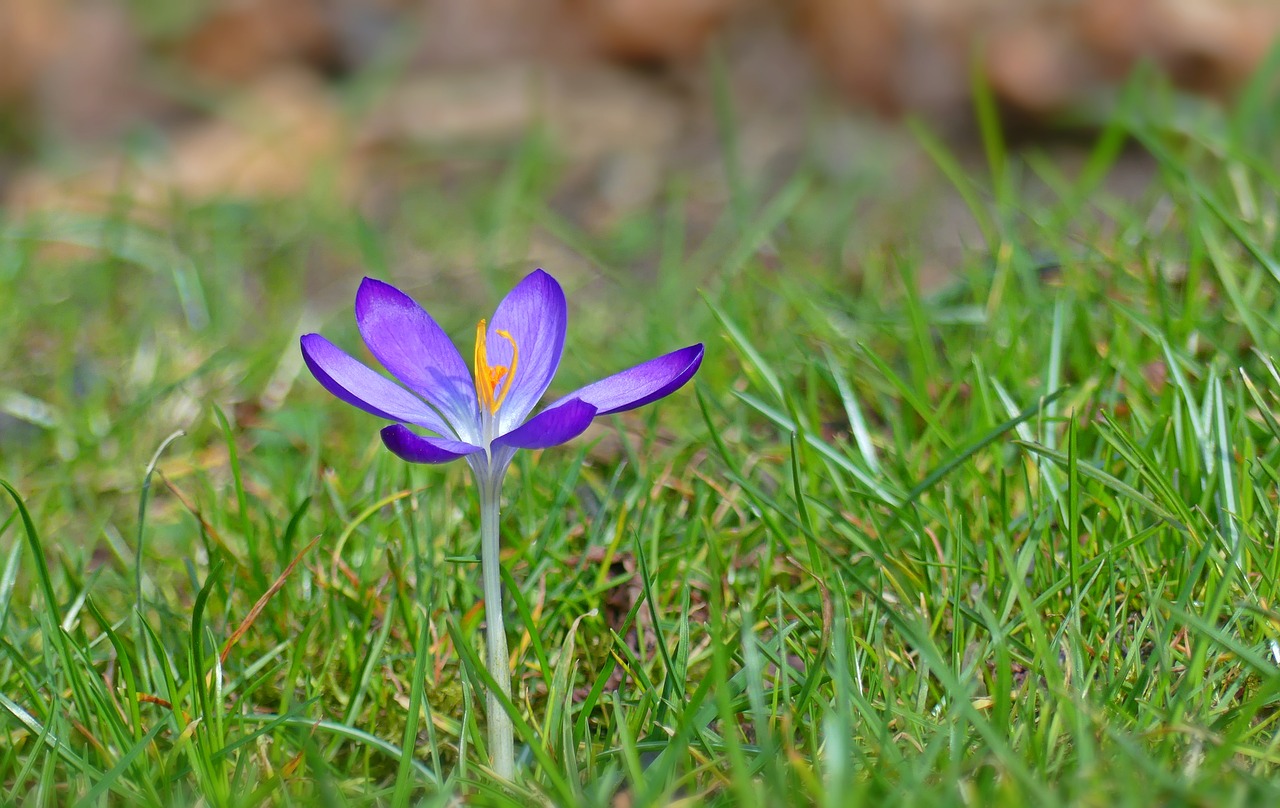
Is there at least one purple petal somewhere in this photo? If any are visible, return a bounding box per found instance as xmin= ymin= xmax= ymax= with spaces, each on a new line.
xmin=381 ymin=425 xmax=482 ymax=464
xmin=487 ymin=269 xmax=567 ymax=433
xmin=356 ymin=278 xmax=479 ymax=440
xmin=494 ymin=399 xmax=597 ymax=450
xmin=551 ymin=344 xmax=703 ymax=415
xmin=301 ymin=334 xmax=452 ymax=434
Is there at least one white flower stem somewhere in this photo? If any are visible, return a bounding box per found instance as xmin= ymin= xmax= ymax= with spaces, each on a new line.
xmin=478 ymin=474 xmax=515 ymax=779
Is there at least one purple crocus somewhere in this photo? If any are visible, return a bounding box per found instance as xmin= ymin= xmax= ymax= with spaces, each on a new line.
xmin=299 ymin=268 xmax=701 ymax=778
xmin=299 ymin=268 xmax=702 ymax=484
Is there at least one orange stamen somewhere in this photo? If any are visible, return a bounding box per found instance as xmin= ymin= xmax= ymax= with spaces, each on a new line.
xmin=473 ymin=320 xmax=519 ymax=414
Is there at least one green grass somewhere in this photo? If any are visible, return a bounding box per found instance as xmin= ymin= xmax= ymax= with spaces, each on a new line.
xmin=5 ymin=63 xmax=1280 ymax=805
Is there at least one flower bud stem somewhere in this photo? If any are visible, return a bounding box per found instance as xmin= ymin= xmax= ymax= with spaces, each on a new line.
xmin=478 ymin=475 xmax=515 ymax=779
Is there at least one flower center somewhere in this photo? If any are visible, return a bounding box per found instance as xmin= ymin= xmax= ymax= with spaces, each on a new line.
xmin=474 ymin=319 xmax=518 ymax=415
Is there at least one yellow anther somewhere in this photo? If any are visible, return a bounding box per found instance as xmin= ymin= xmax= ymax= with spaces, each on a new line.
xmin=474 ymin=320 xmax=519 ymax=414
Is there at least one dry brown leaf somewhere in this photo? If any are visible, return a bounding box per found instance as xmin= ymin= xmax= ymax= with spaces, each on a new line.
xmin=167 ymin=69 xmax=348 ymax=199
xmin=0 ymin=0 xmax=67 ymax=101
xmin=985 ymin=12 xmax=1092 ymax=114
xmin=180 ymin=0 xmax=336 ymax=84
xmin=796 ymin=0 xmax=903 ymax=114
xmin=8 ymin=69 xmax=351 ymax=215
xmin=1080 ymin=0 xmax=1280 ymax=93
xmin=568 ymin=0 xmax=741 ymax=63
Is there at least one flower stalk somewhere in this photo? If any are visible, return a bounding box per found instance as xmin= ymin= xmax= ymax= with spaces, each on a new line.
xmin=476 ymin=467 xmax=514 ymax=778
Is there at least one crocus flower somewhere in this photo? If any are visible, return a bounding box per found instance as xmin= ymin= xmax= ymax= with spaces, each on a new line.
xmin=300 ymin=268 xmax=701 ymax=778
xmin=299 ymin=269 xmax=702 ymax=485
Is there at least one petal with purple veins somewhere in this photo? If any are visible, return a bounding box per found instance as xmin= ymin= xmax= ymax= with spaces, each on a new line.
xmin=487 ymin=269 xmax=567 ymax=433
xmin=301 ymin=334 xmax=452 ymax=434
xmin=551 ymin=344 xmax=703 ymax=415
xmin=381 ymin=425 xmax=483 ymax=464
xmin=356 ymin=277 xmax=479 ymax=441
xmin=494 ymin=399 xmax=597 ymax=450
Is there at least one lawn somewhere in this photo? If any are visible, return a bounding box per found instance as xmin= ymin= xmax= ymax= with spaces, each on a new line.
xmin=3 ymin=63 xmax=1280 ymax=806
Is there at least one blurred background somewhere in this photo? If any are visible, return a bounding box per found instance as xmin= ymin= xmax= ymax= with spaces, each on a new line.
xmin=4 ymin=0 xmax=1279 ymax=270
xmin=3 ymin=1 xmax=1280 ymax=461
